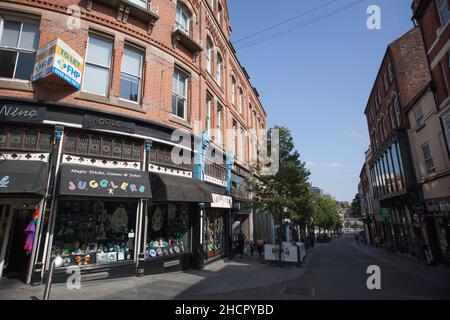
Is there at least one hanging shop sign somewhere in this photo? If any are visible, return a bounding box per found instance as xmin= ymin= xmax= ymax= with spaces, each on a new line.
xmin=32 ymin=38 xmax=84 ymax=89
xmin=82 ymin=115 xmax=136 ymax=134
xmin=58 ymin=165 xmax=151 ymax=198
xmin=0 ymin=103 xmax=46 ymax=123
xmin=211 ymin=194 xmax=232 ymax=209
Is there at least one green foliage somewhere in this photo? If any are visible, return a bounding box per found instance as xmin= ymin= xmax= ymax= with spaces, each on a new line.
xmin=312 ymin=194 xmax=340 ymax=231
xmin=351 ymin=193 xmax=362 ymax=217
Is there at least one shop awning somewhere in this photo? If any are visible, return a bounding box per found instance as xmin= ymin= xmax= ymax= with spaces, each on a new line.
xmin=149 ymin=172 xmax=212 ymax=203
xmin=58 ymin=164 xmax=152 ymax=198
xmin=0 ymin=160 xmax=49 ymax=197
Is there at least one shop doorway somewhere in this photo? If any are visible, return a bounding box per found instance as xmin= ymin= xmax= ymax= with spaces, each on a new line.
xmin=1 ymin=207 xmax=34 ymax=281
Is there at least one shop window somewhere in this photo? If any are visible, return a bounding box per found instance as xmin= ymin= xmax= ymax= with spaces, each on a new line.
xmin=0 ymin=127 xmax=52 ymax=152
xmin=146 ymin=204 xmax=190 ymax=258
xmin=0 ymin=19 xmax=39 ymax=81
xmin=37 ymin=131 xmax=52 ymax=151
xmin=133 ymin=144 xmax=142 ymax=161
xmin=51 ymin=200 xmax=137 ymax=267
xmin=64 ymin=132 xmax=77 ymax=153
xmin=204 ymin=210 xmax=225 ymax=259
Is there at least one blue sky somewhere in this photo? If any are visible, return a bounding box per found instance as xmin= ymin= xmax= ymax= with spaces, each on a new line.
xmin=228 ymin=0 xmax=415 ymax=201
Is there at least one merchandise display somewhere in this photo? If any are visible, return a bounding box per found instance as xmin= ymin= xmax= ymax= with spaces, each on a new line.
xmin=51 ymin=200 xmax=137 ymax=267
xmin=146 ymin=204 xmax=190 ymax=259
xmin=204 ymin=210 xmax=225 ymax=259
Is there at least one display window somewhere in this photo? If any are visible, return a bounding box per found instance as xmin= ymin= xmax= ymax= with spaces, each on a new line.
xmin=146 ymin=203 xmax=190 ymax=259
xmin=51 ymin=200 xmax=137 ymax=267
xmin=204 ymin=210 xmax=225 ymax=259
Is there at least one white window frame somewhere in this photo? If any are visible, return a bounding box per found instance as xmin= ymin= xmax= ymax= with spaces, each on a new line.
xmin=119 ymin=44 xmax=143 ymax=104
xmin=217 ymin=2 xmax=223 ymax=23
xmin=437 ymin=0 xmax=450 ymax=27
xmin=206 ymin=38 xmax=213 ymax=74
xmin=0 ymin=16 xmax=39 ymax=82
xmin=82 ymin=33 xmax=113 ymax=96
xmin=415 ymin=106 xmax=425 ymax=128
xmin=172 ymin=69 xmax=188 ymax=120
xmin=231 ymin=76 xmax=236 ymax=105
xmin=238 ymin=87 xmax=243 ymax=114
xmin=421 ymin=143 xmax=435 ymax=175
xmin=216 ymin=53 xmax=222 ymax=86
xmin=175 ymin=4 xmax=190 ymax=34
xmin=216 ymin=104 xmax=222 ymax=145
xmin=206 ymin=95 xmax=212 ymax=135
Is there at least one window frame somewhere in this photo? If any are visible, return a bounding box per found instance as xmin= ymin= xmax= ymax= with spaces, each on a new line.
xmin=175 ymin=4 xmax=190 ymax=35
xmin=206 ymin=94 xmax=212 ymax=135
xmin=0 ymin=15 xmax=40 ymax=82
xmin=172 ymin=68 xmax=189 ymax=121
xmin=216 ymin=104 xmax=223 ymax=145
xmin=206 ymin=37 xmax=213 ymax=74
xmin=119 ymin=44 xmax=144 ymax=104
xmin=437 ymin=0 xmax=450 ymax=27
xmin=421 ymin=142 xmax=435 ymax=175
xmin=415 ymin=106 xmax=425 ymax=129
xmin=82 ymin=32 xmax=114 ymax=97
xmin=216 ymin=52 xmax=222 ymax=86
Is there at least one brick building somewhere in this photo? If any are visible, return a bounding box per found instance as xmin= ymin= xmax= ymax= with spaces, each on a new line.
xmin=364 ymin=27 xmax=431 ymax=259
xmin=409 ymin=0 xmax=450 ymax=264
xmin=0 ymin=0 xmax=268 ymax=284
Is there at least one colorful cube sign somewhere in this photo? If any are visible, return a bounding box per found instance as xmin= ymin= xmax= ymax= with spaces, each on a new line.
xmin=32 ymin=38 xmax=84 ymax=90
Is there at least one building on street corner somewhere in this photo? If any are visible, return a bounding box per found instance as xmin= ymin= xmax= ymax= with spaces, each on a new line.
xmin=0 ymin=0 xmax=269 ymax=285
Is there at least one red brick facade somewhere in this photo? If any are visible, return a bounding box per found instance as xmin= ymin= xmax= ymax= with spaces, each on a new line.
xmin=0 ymin=0 xmax=266 ymax=169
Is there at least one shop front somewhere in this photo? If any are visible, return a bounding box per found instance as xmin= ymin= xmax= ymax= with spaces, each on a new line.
xmin=231 ymin=200 xmax=252 ymax=254
xmin=47 ymin=164 xmax=151 ymax=282
xmin=424 ymin=198 xmax=450 ymax=265
xmin=203 ymin=193 xmax=232 ymax=262
xmin=143 ymin=172 xmax=212 ymax=275
xmin=0 ymin=159 xmax=50 ymax=282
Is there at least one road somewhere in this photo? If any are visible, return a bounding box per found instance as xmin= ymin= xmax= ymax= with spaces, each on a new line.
xmin=180 ymin=235 xmax=450 ymax=300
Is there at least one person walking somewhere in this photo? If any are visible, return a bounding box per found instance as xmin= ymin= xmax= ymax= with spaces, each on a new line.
xmin=238 ymin=231 xmax=246 ymax=259
xmin=256 ymin=239 xmax=264 ymax=263
xmin=309 ymin=232 xmax=315 ymax=249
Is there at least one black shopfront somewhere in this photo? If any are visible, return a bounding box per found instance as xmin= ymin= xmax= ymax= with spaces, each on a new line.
xmin=0 ymin=98 xmax=214 ymax=284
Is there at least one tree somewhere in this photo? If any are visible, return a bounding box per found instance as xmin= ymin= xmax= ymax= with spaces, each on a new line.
xmin=246 ymin=126 xmax=312 ymax=264
xmin=351 ymin=193 xmax=362 ymax=217
xmin=312 ymin=194 xmax=340 ymax=233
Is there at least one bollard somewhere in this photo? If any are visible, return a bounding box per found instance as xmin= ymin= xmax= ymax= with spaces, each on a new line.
xmin=137 ymin=253 xmax=145 ymax=277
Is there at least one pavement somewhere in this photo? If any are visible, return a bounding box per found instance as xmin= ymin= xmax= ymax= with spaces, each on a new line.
xmin=0 ymin=254 xmax=306 ymax=300
xmin=1 ymin=235 xmax=449 ymax=300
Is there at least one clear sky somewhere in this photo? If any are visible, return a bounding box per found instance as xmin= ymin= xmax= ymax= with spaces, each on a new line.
xmin=228 ymin=0 xmax=415 ymax=202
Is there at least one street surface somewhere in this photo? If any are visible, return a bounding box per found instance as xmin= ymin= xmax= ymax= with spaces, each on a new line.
xmin=0 ymin=234 xmax=449 ymax=300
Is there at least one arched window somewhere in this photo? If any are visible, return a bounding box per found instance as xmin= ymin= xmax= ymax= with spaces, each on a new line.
xmin=238 ymin=87 xmax=244 ymax=113
xmin=206 ymin=37 xmax=213 ymax=73
xmin=231 ymin=76 xmax=236 ymax=105
xmin=216 ymin=53 xmax=223 ymax=86
xmin=217 ymin=2 xmax=223 ymax=24
xmin=175 ymin=4 xmax=190 ymax=34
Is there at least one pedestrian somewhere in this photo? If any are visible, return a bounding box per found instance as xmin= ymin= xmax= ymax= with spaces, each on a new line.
xmin=309 ymin=232 xmax=315 ymax=249
xmin=256 ymin=239 xmax=264 ymax=263
xmin=250 ymin=240 xmax=255 ymax=257
xmin=238 ymin=231 xmax=246 ymax=259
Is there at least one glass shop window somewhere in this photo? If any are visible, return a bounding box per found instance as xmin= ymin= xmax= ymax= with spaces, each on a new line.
xmin=51 ymin=200 xmax=138 ymax=268
xmin=146 ymin=204 xmax=191 ymax=258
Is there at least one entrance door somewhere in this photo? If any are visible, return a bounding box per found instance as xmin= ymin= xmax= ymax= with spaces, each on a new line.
xmin=3 ymin=209 xmax=33 ymax=281
xmin=0 ymin=205 xmax=13 ymax=278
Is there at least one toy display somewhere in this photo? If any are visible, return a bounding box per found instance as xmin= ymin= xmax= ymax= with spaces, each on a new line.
xmin=50 ymin=200 xmax=137 ymax=267
xmin=146 ymin=204 xmax=190 ymax=259
xmin=204 ymin=210 xmax=225 ymax=259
